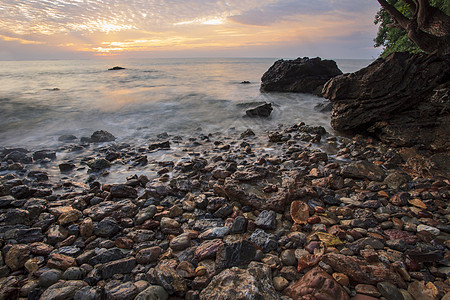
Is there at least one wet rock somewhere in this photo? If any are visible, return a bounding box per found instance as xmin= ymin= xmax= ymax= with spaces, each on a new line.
xmin=0 ymin=276 xmax=19 ymax=300
xmin=384 ymin=229 xmax=418 ymax=245
xmin=40 ymin=280 xmax=88 ymax=300
xmin=170 ymin=233 xmax=191 ymax=251
xmin=255 ymin=210 xmax=277 ymax=230
xmin=10 ymin=185 xmax=33 ymax=199
xmin=200 ymin=262 xmax=279 ymax=300
xmin=94 ymin=216 xmax=119 ymax=237
xmin=3 ymin=150 xmax=32 ymax=164
xmin=105 ymin=281 xmax=139 ymax=300
xmin=100 ymin=257 xmax=136 ymax=279
xmin=322 ymin=253 xmax=404 ymax=286
xmin=284 ymin=267 xmax=349 ymax=300
xmin=108 ymin=66 xmax=126 ymax=71
xmin=135 ymin=205 xmax=157 ymax=225
xmin=290 ymin=201 xmax=309 ymax=224
xmin=5 ymin=244 xmax=30 ymax=271
xmin=58 ymin=207 xmax=82 ymax=225
xmin=215 ymin=240 xmax=256 ymax=269
xmin=136 ymin=246 xmax=162 ymax=265
xmin=5 ymin=208 xmax=30 ymax=225
xmin=84 ymin=200 xmax=138 ymax=221
xmin=135 ymin=285 xmax=169 ymax=300
xmin=80 ymin=218 xmax=94 ymax=239
xmin=39 ymin=269 xmax=63 ymax=288
xmin=248 ymin=229 xmax=278 ymax=253
xmin=153 ymin=261 xmax=187 ymax=295
xmin=261 ymin=57 xmax=342 ymax=95
xmin=58 ymin=134 xmax=77 ymax=142
xmin=110 ymin=184 xmax=138 ymax=198
xmin=407 ymin=281 xmax=439 ymax=300
xmin=377 ymin=281 xmax=404 ymax=300
xmin=149 ymin=141 xmax=170 ymax=150
xmin=74 ymin=286 xmax=103 ymax=300
xmin=90 ymin=130 xmax=116 ymax=142
xmin=245 ymin=103 xmax=273 ymax=118
xmin=88 ymin=248 xmax=123 ymax=266
xmin=341 ymin=161 xmax=385 ymax=181
xmin=29 ymin=242 xmax=54 ymax=255
xmin=194 ymin=239 xmax=223 ymax=261
xmin=355 ymin=284 xmax=381 ymax=298
xmin=33 ymin=150 xmax=56 ymax=160
xmin=230 ymin=216 xmax=247 ymax=233
xmin=62 ymin=267 xmax=84 ymax=280
xmin=88 ymin=158 xmax=111 ymax=170
xmin=280 ymin=249 xmax=297 ymax=266
xmin=59 ymin=162 xmax=76 ymax=172
xmin=198 ymin=226 xmax=229 ymax=240
xmin=47 ymin=253 xmax=77 ymax=270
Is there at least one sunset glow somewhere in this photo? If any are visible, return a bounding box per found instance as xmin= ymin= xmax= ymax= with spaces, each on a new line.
xmin=0 ymin=0 xmax=382 ymax=60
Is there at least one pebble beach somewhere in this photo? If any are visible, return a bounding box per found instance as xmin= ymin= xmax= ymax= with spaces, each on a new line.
xmin=0 ymin=121 xmax=449 ymax=299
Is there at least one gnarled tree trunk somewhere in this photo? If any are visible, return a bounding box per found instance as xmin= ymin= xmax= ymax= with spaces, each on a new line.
xmin=377 ymin=0 xmax=450 ymax=55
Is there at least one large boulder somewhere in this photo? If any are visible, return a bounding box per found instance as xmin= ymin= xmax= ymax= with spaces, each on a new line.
xmin=260 ymin=57 xmax=343 ymax=95
xmin=323 ymin=52 xmax=450 ymax=150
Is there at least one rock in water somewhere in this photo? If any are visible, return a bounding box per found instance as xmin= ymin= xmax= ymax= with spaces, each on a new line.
xmin=108 ymin=66 xmax=126 ymax=70
xmin=322 ymin=52 xmax=450 ymax=150
xmin=200 ymin=262 xmax=279 ymax=300
xmin=260 ymin=57 xmax=342 ymax=95
xmin=245 ymin=103 xmax=273 ymax=118
xmin=90 ymin=130 xmax=116 ymax=142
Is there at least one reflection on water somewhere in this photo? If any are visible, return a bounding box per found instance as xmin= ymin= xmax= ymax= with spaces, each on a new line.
xmin=0 ymin=58 xmax=373 ymax=149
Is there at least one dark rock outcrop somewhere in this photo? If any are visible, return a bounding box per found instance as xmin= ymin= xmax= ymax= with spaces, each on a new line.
xmin=108 ymin=66 xmax=126 ymax=70
xmin=245 ymin=103 xmax=273 ymax=118
xmin=260 ymin=57 xmax=343 ymax=95
xmin=90 ymin=130 xmax=116 ymax=143
xmin=323 ymin=52 xmax=450 ymax=150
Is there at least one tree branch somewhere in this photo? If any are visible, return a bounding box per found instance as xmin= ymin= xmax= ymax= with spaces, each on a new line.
xmin=377 ymin=0 xmax=411 ymax=28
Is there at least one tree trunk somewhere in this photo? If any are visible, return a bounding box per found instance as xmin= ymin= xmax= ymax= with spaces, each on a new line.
xmin=377 ymin=0 xmax=450 ymax=55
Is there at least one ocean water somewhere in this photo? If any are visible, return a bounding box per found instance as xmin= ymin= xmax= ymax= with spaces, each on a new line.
xmin=0 ymin=58 xmax=373 ymax=149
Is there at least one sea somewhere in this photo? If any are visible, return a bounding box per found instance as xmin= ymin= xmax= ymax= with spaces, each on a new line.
xmin=0 ymin=58 xmax=373 ymax=150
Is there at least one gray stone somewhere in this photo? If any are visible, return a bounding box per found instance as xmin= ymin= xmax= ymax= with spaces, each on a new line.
xmin=198 ymin=227 xmax=230 ymax=240
xmin=39 ymin=269 xmax=63 ymax=288
xmin=377 ymin=281 xmax=404 ymax=300
xmin=94 ymin=217 xmax=119 ymax=237
xmin=88 ymin=248 xmax=124 ymax=266
xmin=62 ymin=267 xmax=84 ymax=280
xmin=255 ymin=210 xmax=277 ymax=230
xmin=249 ymin=229 xmax=278 ymax=253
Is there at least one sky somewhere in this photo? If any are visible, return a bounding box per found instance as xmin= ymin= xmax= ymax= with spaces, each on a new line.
xmin=0 ymin=0 xmax=383 ymax=60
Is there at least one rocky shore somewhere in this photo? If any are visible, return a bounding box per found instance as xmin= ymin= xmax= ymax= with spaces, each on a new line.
xmin=0 ymin=125 xmax=449 ymax=300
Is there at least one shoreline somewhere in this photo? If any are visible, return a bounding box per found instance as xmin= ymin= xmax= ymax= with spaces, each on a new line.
xmin=0 ymin=122 xmax=449 ymax=299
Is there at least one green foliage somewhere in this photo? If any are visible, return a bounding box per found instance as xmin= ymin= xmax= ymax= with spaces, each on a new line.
xmin=374 ymin=0 xmax=450 ymax=58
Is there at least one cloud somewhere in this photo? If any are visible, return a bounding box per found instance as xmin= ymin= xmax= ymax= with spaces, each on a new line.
xmin=228 ymin=0 xmax=380 ymax=26
xmin=0 ymin=0 xmax=383 ymax=59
